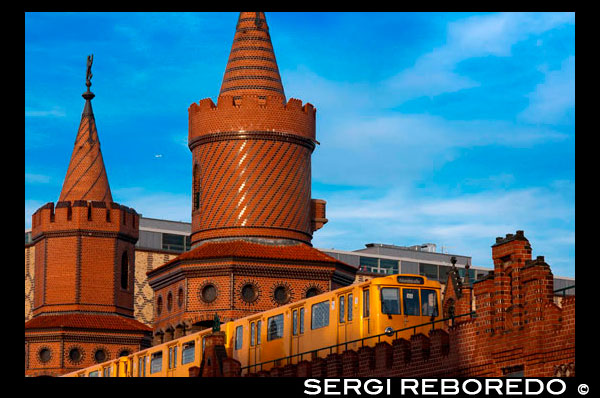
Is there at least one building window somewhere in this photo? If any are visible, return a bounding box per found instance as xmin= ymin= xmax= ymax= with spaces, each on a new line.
xmin=200 ymin=283 xmax=217 ymax=303
xmin=93 ymin=348 xmax=108 ymax=363
xmin=162 ymin=233 xmax=185 ymax=252
xmin=359 ymin=256 xmax=379 ymax=273
xmin=177 ymin=288 xmax=184 ymax=308
xmin=68 ymin=347 xmax=83 ymax=364
xmin=273 ymin=285 xmax=290 ymax=305
xmin=305 ymin=286 xmax=321 ymax=298
xmin=419 ymin=263 xmax=438 ymax=280
xmin=241 ymin=283 xmax=258 ymax=303
xmin=120 ymin=251 xmax=128 ymax=289
xmin=167 ymin=292 xmax=173 ymax=312
xmin=156 ymin=295 xmax=163 ymax=315
xmin=193 ymin=163 xmax=201 ymax=211
xmin=38 ymin=347 xmax=52 ymax=363
xmin=311 ymin=301 xmax=330 ymax=330
xmin=118 ymin=350 xmax=130 ymax=358
xmin=380 ymin=259 xmax=399 ymax=274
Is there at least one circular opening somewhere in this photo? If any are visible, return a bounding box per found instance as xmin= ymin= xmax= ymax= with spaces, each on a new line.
xmin=94 ymin=349 xmax=107 ymax=363
xmin=201 ymin=284 xmax=217 ymax=303
xmin=273 ymin=286 xmax=290 ymax=304
xmin=167 ymin=292 xmax=173 ymax=311
xmin=305 ymin=287 xmax=320 ymax=298
xmin=178 ymin=288 xmax=184 ymax=308
xmin=241 ymin=283 xmax=258 ymax=303
xmin=39 ymin=348 xmax=51 ymax=363
xmin=157 ymin=296 xmax=163 ymax=315
xmin=118 ymin=350 xmax=130 ymax=358
xmin=69 ymin=348 xmax=82 ymax=363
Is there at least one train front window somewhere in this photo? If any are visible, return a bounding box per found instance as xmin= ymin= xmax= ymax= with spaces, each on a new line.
xmin=421 ymin=289 xmax=439 ymax=317
xmin=267 ymin=314 xmax=284 ymax=341
xmin=403 ymin=288 xmax=420 ymax=316
xmin=381 ymin=287 xmax=401 ymax=315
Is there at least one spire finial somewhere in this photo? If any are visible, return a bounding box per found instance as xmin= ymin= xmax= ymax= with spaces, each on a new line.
xmin=82 ymin=54 xmax=95 ymax=104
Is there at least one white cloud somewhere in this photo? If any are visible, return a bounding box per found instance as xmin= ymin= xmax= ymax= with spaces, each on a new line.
xmin=25 ymin=106 xmax=66 ymax=118
xmin=519 ymin=55 xmax=575 ymax=124
xmin=386 ymin=12 xmax=574 ymax=100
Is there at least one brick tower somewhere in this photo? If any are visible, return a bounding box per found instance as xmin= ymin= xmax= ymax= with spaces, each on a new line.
xmin=25 ymin=57 xmax=152 ymax=376
xmin=147 ymin=12 xmax=356 ymax=342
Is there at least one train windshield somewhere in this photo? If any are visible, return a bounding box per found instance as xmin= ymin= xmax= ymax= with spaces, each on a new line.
xmin=380 ymin=287 xmax=401 ymax=315
xmin=421 ymin=289 xmax=439 ymax=317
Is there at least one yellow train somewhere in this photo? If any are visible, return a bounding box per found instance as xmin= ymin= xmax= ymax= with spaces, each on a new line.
xmin=63 ymin=274 xmax=442 ymax=377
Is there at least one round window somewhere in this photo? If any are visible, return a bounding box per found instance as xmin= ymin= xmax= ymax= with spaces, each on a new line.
xmin=69 ymin=348 xmax=82 ymax=363
xmin=201 ymin=284 xmax=217 ymax=303
xmin=273 ymin=285 xmax=290 ymax=304
xmin=118 ymin=350 xmax=130 ymax=358
xmin=305 ymin=287 xmax=321 ymax=298
xmin=241 ymin=283 xmax=258 ymax=303
xmin=94 ymin=349 xmax=107 ymax=363
xmin=38 ymin=348 xmax=51 ymax=363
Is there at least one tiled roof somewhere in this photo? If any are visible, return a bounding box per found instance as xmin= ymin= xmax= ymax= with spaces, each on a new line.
xmin=24 ymin=313 xmax=152 ymax=332
xmin=148 ymin=239 xmax=344 ymax=276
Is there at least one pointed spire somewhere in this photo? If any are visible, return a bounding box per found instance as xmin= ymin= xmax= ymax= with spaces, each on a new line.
xmin=58 ymin=54 xmax=113 ymax=203
xmin=219 ymin=12 xmax=286 ymax=101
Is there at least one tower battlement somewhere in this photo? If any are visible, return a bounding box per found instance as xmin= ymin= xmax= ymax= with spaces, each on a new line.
xmin=31 ymin=200 xmax=139 ymax=241
xmin=188 ymin=95 xmax=316 ymax=146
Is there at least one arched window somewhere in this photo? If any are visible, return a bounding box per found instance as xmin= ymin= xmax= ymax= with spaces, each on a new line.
xmin=193 ymin=163 xmax=200 ymax=211
xmin=121 ymin=251 xmax=128 ymax=289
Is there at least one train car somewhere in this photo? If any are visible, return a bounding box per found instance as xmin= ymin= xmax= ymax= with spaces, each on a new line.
xmin=63 ymin=274 xmax=441 ymax=377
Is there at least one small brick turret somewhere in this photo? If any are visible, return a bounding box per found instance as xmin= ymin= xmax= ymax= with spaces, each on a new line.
xmin=25 ymin=60 xmax=151 ymax=376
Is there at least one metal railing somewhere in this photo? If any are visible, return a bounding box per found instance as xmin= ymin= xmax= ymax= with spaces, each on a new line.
xmin=241 ymin=311 xmax=475 ymax=375
xmin=554 ymin=285 xmax=575 ymax=297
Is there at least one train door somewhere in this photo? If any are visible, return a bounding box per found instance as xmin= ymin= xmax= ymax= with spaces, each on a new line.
xmin=362 ymin=288 xmax=371 ymax=338
xmin=336 ymin=292 xmax=353 ymax=352
xmin=290 ymin=306 xmax=305 ymax=363
xmin=166 ymin=344 xmax=178 ymax=377
xmin=248 ymin=318 xmax=262 ymax=373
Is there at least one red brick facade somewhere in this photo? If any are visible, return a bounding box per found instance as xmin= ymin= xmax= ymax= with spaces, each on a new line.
xmin=25 ymin=77 xmax=152 ymax=377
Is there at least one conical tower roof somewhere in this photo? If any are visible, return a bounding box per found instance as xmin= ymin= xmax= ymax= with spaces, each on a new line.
xmin=219 ymin=12 xmax=286 ymax=100
xmin=59 ymin=56 xmax=112 ymax=203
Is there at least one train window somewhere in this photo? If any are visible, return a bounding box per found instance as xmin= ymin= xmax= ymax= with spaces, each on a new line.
xmin=348 ymin=294 xmax=353 ymax=321
xmin=267 ymin=314 xmax=284 ymax=341
xmin=235 ymin=325 xmax=244 ymax=349
xmin=300 ymin=308 xmax=305 ymax=334
xmin=381 ymin=288 xmax=401 ymax=315
xmin=89 ymin=370 xmax=99 ymax=377
xmin=257 ymin=320 xmax=262 ymax=345
xmin=103 ymin=367 xmax=110 ymax=377
xmin=138 ymin=357 xmax=145 ymax=376
xmin=363 ymin=289 xmax=370 ymax=318
xmin=251 ymin=322 xmax=256 ymax=346
xmin=182 ymin=342 xmax=195 ymax=364
xmin=339 ymin=296 xmax=345 ymax=323
xmin=311 ymin=300 xmax=330 ymax=330
xmin=168 ymin=347 xmax=177 ymax=369
xmin=293 ymin=310 xmax=298 ymax=335
xmin=403 ymin=288 xmax=420 ymax=316
xmin=421 ymin=289 xmax=439 ymax=317
xmin=150 ymin=352 xmax=163 ymax=374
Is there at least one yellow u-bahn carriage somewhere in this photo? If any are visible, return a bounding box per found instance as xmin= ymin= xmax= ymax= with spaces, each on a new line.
xmin=64 ymin=274 xmax=442 ymax=377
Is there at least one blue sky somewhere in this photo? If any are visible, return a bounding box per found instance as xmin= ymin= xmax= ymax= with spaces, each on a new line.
xmin=25 ymin=12 xmax=575 ymax=277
